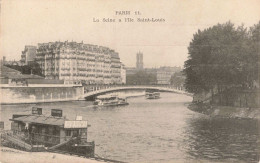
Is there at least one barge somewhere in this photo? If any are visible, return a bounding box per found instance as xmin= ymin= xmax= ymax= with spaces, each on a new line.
xmin=1 ymin=107 xmax=95 ymax=157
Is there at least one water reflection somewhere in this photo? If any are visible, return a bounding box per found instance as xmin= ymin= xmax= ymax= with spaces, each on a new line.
xmin=183 ymin=116 xmax=260 ymax=162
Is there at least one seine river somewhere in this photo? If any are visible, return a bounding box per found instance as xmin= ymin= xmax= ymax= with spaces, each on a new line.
xmin=1 ymin=92 xmax=260 ymax=162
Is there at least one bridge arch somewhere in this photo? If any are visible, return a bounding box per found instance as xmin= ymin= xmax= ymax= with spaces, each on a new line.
xmin=78 ymin=86 xmax=191 ymax=101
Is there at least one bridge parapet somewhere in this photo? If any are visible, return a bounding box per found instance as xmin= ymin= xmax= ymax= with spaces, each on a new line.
xmin=79 ymin=85 xmax=191 ymax=100
xmin=83 ymin=85 xmax=184 ymax=92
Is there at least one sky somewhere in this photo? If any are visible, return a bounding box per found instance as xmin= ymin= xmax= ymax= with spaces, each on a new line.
xmin=1 ymin=0 xmax=260 ymax=68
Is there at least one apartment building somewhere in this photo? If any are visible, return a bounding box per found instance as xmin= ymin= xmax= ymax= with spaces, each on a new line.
xmin=21 ymin=46 xmax=37 ymax=65
xmin=35 ymin=41 xmax=122 ymax=84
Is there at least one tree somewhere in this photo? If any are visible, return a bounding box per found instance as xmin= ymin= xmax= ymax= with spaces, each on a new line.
xmin=126 ymin=71 xmax=157 ymax=85
xmin=5 ymin=61 xmax=44 ymax=77
xmin=170 ymin=71 xmax=185 ymax=88
xmin=248 ymin=21 xmax=260 ymax=84
xmin=184 ymin=22 xmax=258 ymax=94
xmin=27 ymin=62 xmax=44 ymax=77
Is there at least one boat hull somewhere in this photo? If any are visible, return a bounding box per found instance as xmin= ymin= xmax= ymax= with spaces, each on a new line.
xmin=93 ymin=102 xmax=129 ymax=107
xmin=146 ymin=96 xmax=160 ymax=99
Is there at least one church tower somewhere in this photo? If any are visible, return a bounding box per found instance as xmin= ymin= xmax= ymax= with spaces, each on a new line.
xmin=136 ymin=51 xmax=143 ymax=70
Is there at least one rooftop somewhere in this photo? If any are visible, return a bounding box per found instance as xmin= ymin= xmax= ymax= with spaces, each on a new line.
xmin=37 ymin=41 xmax=118 ymax=55
xmin=10 ymin=115 xmax=68 ymax=127
xmin=10 ymin=114 xmax=89 ymax=128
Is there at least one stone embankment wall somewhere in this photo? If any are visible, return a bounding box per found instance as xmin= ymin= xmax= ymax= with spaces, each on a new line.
xmin=191 ymin=88 xmax=260 ymax=119
xmin=211 ymin=89 xmax=260 ymax=108
xmin=1 ymin=86 xmax=84 ymax=104
xmin=193 ymin=88 xmax=260 ymax=108
xmin=189 ymin=103 xmax=260 ymax=119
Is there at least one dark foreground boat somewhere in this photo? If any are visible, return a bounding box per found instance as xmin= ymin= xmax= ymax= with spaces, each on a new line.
xmin=1 ymin=107 xmax=95 ymax=157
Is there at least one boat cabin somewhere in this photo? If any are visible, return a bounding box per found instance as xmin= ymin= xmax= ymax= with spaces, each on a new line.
xmin=145 ymin=89 xmax=160 ymax=99
xmin=94 ymin=95 xmax=128 ymax=106
xmin=10 ymin=108 xmax=89 ymax=147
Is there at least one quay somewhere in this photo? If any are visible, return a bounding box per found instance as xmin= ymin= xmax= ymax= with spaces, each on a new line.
xmin=1 ymin=147 xmax=103 ymax=163
xmin=1 ymin=146 xmax=126 ymax=163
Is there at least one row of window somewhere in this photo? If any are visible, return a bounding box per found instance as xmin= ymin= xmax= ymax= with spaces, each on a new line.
xmin=59 ymin=74 xmax=120 ymax=79
xmin=38 ymin=48 xmax=114 ymax=56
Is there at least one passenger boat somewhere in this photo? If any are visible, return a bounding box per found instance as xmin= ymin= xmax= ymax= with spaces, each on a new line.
xmin=93 ymin=95 xmax=129 ymax=106
xmin=1 ymin=107 xmax=95 ymax=157
xmin=145 ymin=90 xmax=160 ymax=99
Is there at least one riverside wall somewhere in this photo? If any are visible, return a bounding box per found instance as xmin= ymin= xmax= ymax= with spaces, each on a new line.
xmin=193 ymin=88 xmax=260 ymax=108
xmin=0 ymin=85 xmax=84 ymax=104
xmin=190 ymin=88 xmax=260 ymax=119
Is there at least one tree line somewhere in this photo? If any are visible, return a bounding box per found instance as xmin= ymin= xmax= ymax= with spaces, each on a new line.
xmin=184 ymin=21 xmax=260 ymax=94
xmin=126 ymin=71 xmax=157 ymax=85
xmin=5 ymin=62 xmax=44 ymax=77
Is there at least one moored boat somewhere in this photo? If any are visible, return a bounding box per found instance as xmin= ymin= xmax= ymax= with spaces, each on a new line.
xmin=1 ymin=107 xmax=95 ymax=157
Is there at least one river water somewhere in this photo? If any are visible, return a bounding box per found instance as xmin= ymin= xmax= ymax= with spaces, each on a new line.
xmin=1 ymin=92 xmax=260 ymax=162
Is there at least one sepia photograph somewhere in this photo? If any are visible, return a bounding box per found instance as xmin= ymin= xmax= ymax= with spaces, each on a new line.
xmin=0 ymin=0 xmax=260 ymax=162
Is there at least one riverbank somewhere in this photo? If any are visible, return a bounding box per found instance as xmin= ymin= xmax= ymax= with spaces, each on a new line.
xmin=0 ymin=99 xmax=80 ymax=105
xmin=0 ymin=147 xmax=104 ymax=163
xmin=188 ymin=102 xmax=260 ymax=119
xmin=1 ymin=92 xmax=146 ymax=105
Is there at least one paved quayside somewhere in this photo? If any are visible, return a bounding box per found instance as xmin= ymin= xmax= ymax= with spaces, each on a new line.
xmin=0 ymin=147 xmax=104 ymax=163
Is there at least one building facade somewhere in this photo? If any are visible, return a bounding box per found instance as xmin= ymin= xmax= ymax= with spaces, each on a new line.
xmin=156 ymin=66 xmax=181 ymax=84
xmin=121 ymin=63 xmax=126 ymax=84
xmin=35 ymin=41 xmax=122 ymax=84
xmin=125 ymin=67 xmax=138 ymax=75
xmin=21 ymin=46 xmax=37 ymax=65
xmin=110 ymin=52 xmax=121 ymax=84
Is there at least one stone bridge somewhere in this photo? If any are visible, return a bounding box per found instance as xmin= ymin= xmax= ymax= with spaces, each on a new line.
xmin=78 ymin=85 xmax=192 ymax=100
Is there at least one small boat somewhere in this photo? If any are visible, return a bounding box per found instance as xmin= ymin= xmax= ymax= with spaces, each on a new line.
xmin=93 ymin=95 xmax=129 ymax=106
xmin=145 ymin=90 xmax=160 ymax=99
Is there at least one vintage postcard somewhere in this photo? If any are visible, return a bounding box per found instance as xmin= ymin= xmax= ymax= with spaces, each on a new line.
xmin=1 ymin=0 xmax=260 ymax=162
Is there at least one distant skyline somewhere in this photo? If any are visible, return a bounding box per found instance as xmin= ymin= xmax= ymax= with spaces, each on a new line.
xmin=1 ymin=0 xmax=260 ymax=68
